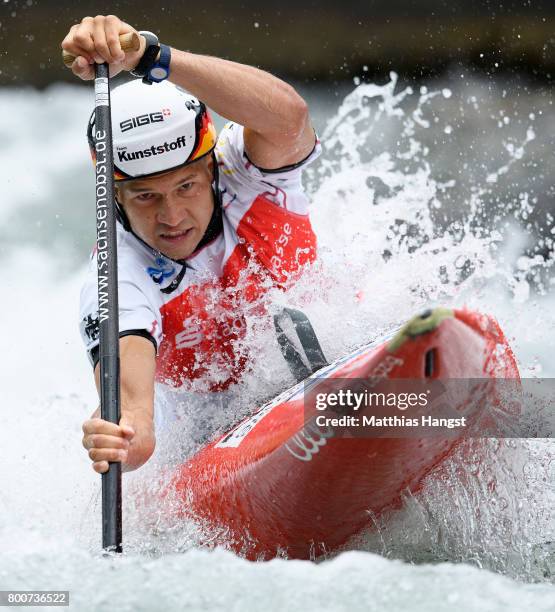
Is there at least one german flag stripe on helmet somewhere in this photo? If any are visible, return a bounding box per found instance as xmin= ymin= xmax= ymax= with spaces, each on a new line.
xmin=189 ymin=109 xmax=218 ymax=163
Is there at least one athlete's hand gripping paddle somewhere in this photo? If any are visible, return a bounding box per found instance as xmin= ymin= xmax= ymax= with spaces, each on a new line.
xmin=62 ymin=32 xmax=140 ymax=67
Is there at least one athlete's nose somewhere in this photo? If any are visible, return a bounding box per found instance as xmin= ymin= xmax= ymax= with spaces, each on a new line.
xmin=157 ymin=194 xmax=187 ymax=227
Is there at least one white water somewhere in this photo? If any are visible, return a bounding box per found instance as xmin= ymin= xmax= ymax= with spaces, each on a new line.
xmin=1 ymin=75 xmax=554 ymax=610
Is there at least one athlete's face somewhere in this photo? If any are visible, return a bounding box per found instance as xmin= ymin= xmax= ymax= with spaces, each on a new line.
xmin=116 ymin=156 xmax=215 ymax=260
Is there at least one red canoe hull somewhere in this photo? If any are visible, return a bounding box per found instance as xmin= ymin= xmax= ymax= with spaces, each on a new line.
xmin=168 ymin=308 xmax=519 ymax=559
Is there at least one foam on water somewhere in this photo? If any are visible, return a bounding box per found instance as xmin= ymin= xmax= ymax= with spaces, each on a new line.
xmin=3 ymin=548 xmax=555 ymax=612
xmin=0 ymin=76 xmax=554 ymax=610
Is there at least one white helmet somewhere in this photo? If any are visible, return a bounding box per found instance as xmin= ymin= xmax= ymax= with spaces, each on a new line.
xmin=87 ymin=79 xmax=217 ymax=181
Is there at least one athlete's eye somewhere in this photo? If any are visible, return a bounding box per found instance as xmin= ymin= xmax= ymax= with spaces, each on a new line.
xmin=135 ymin=192 xmax=155 ymax=201
xmin=180 ymin=182 xmax=193 ymax=191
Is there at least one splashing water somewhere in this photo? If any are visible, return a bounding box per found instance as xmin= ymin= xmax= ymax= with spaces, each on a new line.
xmin=236 ymin=74 xmax=555 ymax=581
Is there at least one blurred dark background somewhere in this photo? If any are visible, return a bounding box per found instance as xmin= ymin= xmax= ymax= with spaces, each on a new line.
xmin=1 ymin=0 xmax=554 ymax=87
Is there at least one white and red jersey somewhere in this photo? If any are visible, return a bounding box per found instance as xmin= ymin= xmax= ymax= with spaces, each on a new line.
xmin=79 ymin=122 xmax=321 ymax=392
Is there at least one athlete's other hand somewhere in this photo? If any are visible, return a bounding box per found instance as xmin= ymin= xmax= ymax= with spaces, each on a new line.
xmin=61 ymin=15 xmax=146 ymax=80
xmin=82 ymin=413 xmax=155 ymax=474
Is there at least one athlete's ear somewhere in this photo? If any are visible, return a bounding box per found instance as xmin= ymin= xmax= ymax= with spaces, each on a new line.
xmin=114 ymin=183 xmax=123 ymax=203
xmin=206 ymin=155 xmax=214 ymax=181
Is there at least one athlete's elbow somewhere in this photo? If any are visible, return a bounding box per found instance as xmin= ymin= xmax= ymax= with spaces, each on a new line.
xmin=287 ymin=93 xmax=309 ymax=136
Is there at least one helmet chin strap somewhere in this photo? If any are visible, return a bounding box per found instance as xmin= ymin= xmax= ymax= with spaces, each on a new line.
xmin=115 ymin=152 xmax=223 ymax=294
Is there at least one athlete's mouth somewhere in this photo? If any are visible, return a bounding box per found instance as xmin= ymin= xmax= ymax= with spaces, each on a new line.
xmin=159 ymin=228 xmax=193 ymax=243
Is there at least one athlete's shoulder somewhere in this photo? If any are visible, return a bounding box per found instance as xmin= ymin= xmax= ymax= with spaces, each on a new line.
xmin=215 ymin=122 xmax=320 ymax=221
xmin=215 ymin=121 xmax=320 ymax=189
xmin=214 ymin=122 xmax=249 ymax=178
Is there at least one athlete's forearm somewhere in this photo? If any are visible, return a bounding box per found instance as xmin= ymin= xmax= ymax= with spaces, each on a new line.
xmin=168 ymin=50 xmax=308 ymax=139
xmin=92 ymin=335 xmax=157 ymax=471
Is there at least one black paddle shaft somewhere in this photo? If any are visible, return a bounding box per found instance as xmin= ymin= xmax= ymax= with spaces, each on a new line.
xmin=94 ymin=63 xmax=122 ymax=553
xmin=274 ymin=308 xmax=328 ymax=383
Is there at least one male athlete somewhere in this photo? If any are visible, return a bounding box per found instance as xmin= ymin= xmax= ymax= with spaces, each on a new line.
xmin=62 ymin=15 xmax=320 ymax=473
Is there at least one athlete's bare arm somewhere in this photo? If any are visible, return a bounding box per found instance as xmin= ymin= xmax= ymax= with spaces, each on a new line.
xmin=82 ymin=335 xmax=156 ymax=473
xmin=61 ymin=15 xmax=315 ymax=171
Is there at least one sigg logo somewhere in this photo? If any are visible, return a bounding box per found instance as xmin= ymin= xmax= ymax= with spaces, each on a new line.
xmin=119 ymin=109 xmax=171 ymax=133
